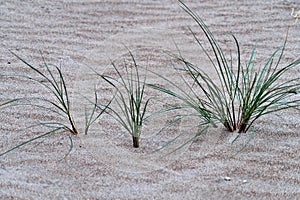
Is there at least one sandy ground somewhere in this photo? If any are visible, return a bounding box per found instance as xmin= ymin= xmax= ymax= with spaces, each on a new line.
xmin=1 ymin=0 xmax=300 ymax=199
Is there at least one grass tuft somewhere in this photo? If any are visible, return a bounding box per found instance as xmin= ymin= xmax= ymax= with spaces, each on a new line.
xmin=10 ymin=51 xmax=79 ymax=135
xmin=94 ymin=50 xmax=150 ymax=148
xmin=0 ymin=52 xmax=80 ymax=157
xmin=149 ymin=0 xmax=300 ymax=135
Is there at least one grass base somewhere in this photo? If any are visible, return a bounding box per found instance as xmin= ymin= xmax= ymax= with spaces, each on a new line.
xmin=132 ymin=136 xmax=140 ymax=148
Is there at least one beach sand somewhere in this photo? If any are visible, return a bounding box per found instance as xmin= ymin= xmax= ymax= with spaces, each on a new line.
xmin=1 ymin=0 xmax=299 ymax=199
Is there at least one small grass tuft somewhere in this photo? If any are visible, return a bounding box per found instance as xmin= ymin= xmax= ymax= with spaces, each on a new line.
xmin=0 ymin=52 xmax=80 ymax=157
xmin=94 ymin=50 xmax=150 ymax=148
xmin=10 ymin=51 xmax=79 ymax=135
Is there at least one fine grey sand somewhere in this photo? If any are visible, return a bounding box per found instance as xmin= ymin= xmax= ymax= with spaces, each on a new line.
xmin=1 ymin=0 xmax=300 ymax=199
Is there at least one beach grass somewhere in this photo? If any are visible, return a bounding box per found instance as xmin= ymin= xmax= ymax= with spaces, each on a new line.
xmin=149 ymin=0 xmax=300 ymax=137
xmin=94 ymin=50 xmax=150 ymax=148
xmin=0 ymin=52 xmax=80 ymax=156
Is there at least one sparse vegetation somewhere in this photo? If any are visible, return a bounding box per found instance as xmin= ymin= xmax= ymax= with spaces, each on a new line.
xmin=149 ymin=0 xmax=300 ymax=135
xmin=0 ymin=52 xmax=80 ymax=156
xmin=10 ymin=51 xmax=79 ymax=135
xmin=84 ymin=89 xmax=112 ymax=135
xmin=1 ymin=1 xmax=299 ymax=156
xmin=94 ymin=51 xmax=150 ymax=148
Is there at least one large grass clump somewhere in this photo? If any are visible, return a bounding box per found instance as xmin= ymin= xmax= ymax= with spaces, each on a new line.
xmin=149 ymin=0 xmax=300 ymax=134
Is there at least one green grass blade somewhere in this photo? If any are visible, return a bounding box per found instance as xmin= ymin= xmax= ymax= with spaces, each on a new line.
xmin=0 ymin=127 xmax=62 ymax=157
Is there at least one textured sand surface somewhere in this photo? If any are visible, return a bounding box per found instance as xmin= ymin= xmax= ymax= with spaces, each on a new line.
xmin=1 ymin=0 xmax=300 ymax=199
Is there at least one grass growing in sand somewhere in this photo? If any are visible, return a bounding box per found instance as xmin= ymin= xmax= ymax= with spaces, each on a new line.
xmin=94 ymin=51 xmax=150 ymax=148
xmin=149 ymin=0 xmax=300 ymax=136
xmin=1 ymin=1 xmax=299 ymax=155
xmin=10 ymin=51 xmax=79 ymax=135
xmin=0 ymin=52 xmax=81 ymax=156
xmin=0 ymin=75 xmax=20 ymax=108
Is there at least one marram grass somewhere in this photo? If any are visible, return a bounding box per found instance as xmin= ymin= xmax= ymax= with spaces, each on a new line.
xmin=0 ymin=52 xmax=80 ymax=157
xmin=95 ymin=50 xmax=150 ymax=148
xmin=10 ymin=51 xmax=79 ymax=135
xmin=149 ymin=0 xmax=300 ymax=135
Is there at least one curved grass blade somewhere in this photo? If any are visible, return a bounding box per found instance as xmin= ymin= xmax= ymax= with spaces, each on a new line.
xmin=0 ymin=127 xmax=63 ymax=157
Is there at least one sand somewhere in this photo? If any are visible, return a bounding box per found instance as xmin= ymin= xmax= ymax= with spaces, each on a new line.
xmin=1 ymin=0 xmax=300 ymax=199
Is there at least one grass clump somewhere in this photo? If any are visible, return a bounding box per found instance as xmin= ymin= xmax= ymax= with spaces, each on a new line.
xmin=95 ymin=51 xmax=150 ymax=148
xmin=10 ymin=51 xmax=79 ymax=135
xmin=0 ymin=52 xmax=80 ymax=157
xmin=149 ymin=0 xmax=300 ymax=134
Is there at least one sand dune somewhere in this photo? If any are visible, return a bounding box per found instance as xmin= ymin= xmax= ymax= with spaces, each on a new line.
xmin=1 ymin=0 xmax=299 ymax=199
